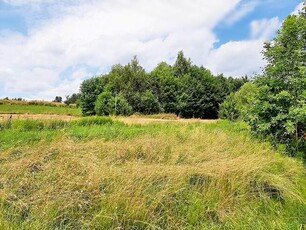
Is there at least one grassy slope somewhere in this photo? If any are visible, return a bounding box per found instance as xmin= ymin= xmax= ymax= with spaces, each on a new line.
xmin=0 ymin=104 xmax=81 ymax=116
xmin=0 ymin=117 xmax=305 ymax=229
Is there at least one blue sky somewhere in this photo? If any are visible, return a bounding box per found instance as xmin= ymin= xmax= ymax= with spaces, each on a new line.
xmin=215 ymin=0 xmax=303 ymax=46
xmin=0 ymin=0 xmax=304 ymax=100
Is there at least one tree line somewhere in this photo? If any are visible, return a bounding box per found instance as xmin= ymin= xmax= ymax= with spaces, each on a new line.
xmin=79 ymin=51 xmax=247 ymax=119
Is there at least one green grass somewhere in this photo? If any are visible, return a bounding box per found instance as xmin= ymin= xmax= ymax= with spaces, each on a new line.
xmin=0 ymin=104 xmax=81 ymax=116
xmin=0 ymin=118 xmax=305 ymax=229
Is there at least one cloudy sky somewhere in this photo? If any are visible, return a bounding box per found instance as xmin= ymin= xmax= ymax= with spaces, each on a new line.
xmin=0 ymin=0 xmax=304 ymax=100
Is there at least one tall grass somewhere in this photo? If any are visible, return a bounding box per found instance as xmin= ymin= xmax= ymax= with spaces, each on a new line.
xmin=0 ymin=119 xmax=305 ymax=229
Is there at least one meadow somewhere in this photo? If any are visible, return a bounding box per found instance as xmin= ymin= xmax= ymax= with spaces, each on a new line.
xmin=0 ymin=112 xmax=305 ymax=229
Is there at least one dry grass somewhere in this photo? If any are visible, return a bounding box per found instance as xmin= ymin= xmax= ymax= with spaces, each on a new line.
xmin=0 ymin=119 xmax=305 ymax=229
xmin=116 ymin=116 xmax=219 ymax=125
xmin=0 ymin=114 xmax=79 ymax=121
xmin=0 ymin=113 xmax=219 ymax=125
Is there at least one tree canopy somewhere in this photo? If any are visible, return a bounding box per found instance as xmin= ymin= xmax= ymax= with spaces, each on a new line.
xmin=249 ymin=6 xmax=306 ymax=158
xmin=220 ymin=4 xmax=306 ymax=159
xmin=79 ymin=52 xmax=247 ymax=119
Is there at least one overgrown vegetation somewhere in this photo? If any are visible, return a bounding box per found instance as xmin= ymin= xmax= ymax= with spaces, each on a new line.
xmin=220 ymin=6 xmax=306 ymax=160
xmin=0 ymin=117 xmax=305 ymax=229
xmin=219 ymin=83 xmax=258 ymax=122
xmin=0 ymin=4 xmax=305 ymax=230
xmin=79 ymin=52 xmax=248 ymax=118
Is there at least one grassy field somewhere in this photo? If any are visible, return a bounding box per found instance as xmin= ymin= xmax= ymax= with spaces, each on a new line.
xmin=0 ymin=114 xmax=305 ymax=229
xmin=0 ymin=104 xmax=81 ymax=116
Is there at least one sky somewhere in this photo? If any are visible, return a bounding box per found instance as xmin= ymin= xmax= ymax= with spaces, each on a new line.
xmin=0 ymin=0 xmax=304 ymax=100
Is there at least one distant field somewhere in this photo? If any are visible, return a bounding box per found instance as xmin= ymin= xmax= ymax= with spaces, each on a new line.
xmin=0 ymin=116 xmax=305 ymax=229
xmin=0 ymin=104 xmax=82 ymax=116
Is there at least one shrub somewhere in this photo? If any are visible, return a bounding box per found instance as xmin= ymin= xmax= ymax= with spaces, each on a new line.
xmin=112 ymin=95 xmax=133 ymax=116
xmin=95 ymin=91 xmax=113 ymax=116
xmin=219 ymin=93 xmax=240 ymax=121
xmin=140 ymin=90 xmax=161 ymax=115
xmin=219 ymin=82 xmax=258 ymax=121
xmin=95 ymin=92 xmax=132 ymax=116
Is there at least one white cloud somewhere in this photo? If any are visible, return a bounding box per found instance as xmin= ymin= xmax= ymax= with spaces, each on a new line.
xmin=224 ymin=0 xmax=259 ymax=25
xmin=206 ymin=16 xmax=282 ymax=77
xmin=71 ymin=67 xmax=90 ymax=80
xmin=250 ymin=17 xmax=281 ymax=40
xmin=36 ymin=78 xmax=84 ymax=100
xmin=292 ymin=2 xmax=304 ymax=15
xmin=0 ymin=0 xmax=242 ymax=99
xmin=1 ymin=0 xmax=297 ymax=100
xmin=2 ymin=0 xmax=47 ymax=5
xmin=207 ymin=40 xmax=265 ymax=77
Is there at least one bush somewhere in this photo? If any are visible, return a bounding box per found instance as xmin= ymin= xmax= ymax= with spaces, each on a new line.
xmin=219 ymin=83 xmax=257 ymax=121
xmin=95 ymin=92 xmax=132 ymax=116
xmin=219 ymin=93 xmax=240 ymax=121
xmin=95 ymin=91 xmax=113 ymax=116
xmin=112 ymin=95 xmax=132 ymax=116
xmin=140 ymin=90 xmax=161 ymax=115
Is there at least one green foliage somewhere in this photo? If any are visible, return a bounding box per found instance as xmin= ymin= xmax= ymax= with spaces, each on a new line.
xmin=150 ymin=62 xmax=179 ymax=114
xmin=79 ymin=52 xmax=247 ymax=118
xmin=248 ymin=6 xmax=306 ymax=159
xmin=234 ymin=82 xmax=258 ymax=119
xmin=173 ymin=50 xmax=192 ymax=77
xmin=76 ymin=116 xmax=113 ymax=126
xmin=139 ymin=90 xmax=161 ymax=114
xmin=14 ymin=120 xmax=69 ymax=131
xmin=177 ymin=66 xmax=221 ymax=118
xmin=53 ymin=96 xmax=62 ymax=103
xmin=219 ymin=93 xmax=240 ymax=121
xmin=95 ymin=91 xmax=113 ymax=116
xmin=79 ymin=77 xmax=104 ymax=116
xmin=219 ymin=82 xmax=258 ymax=121
xmin=113 ymin=94 xmax=133 ymax=116
xmin=95 ymin=92 xmax=132 ymax=116
xmin=64 ymin=93 xmax=80 ymax=106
